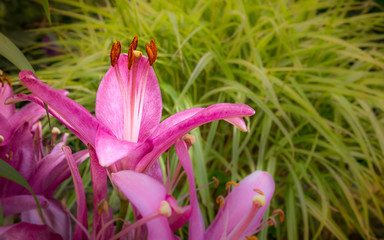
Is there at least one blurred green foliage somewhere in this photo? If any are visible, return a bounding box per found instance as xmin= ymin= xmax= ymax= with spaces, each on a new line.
xmin=1 ymin=0 xmax=384 ymax=239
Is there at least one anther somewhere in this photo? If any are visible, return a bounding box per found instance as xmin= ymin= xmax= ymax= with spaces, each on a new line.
xmin=110 ymin=41 xmax=121 ymax=67
xmin=268 ymin=217 xmax=277 ymax=227
xmin=130 ymin=35 xmax=138 ymax=50
xmin=252 ymin=194 xmax=266 ymax=207
xmin=245 ymin=237 xmax=258 ymax=240
xmin=216 ymin=195 xmax=225 ymax=208
xmin=226 ymin=181 xmax=239 ymax=190
xmin=146 ymin=39 xmax=158 ymax=66
xmin=97 ymin=199 xmax=110 ymax=217
xmin=183 ymin=134 xmax=195 ymax=146
xmin=253 ymin=189 xmax=264 ymax=195
xmin=128 ymin=44 xmax=134 ymax=70
xmin=212 ymin=176 xmax=219 ymax=188
xmin=0 ymin=135 xmax=4 ymax=143
xmin=0 ymin=71 xmax=11 ymax=87
xmin=273 ymin=209 xmax=285 ymax=223
xmin=159 ymin=201 xmax=172 ymax=217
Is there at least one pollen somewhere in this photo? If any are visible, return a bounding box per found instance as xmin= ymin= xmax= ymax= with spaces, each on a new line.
xmin=225 ymin=181 xmax=239 ymax=190
xmin=128 ymin=43 xmax=134 ymax=70
xmin=110 ymin=41 xmax=121 ymax=67
xmin=212 ymin=176 xmax=219 ymax=188
xmin=146 ymin=39 xmax=158 ymax=66
xmin=0 ymin=135 xmax=4 ymax=143
xmin=216 ymin=195 xmax=225 ymax=208
xmin=97 ymin=199 xmax=110 ymax=217
xmin=133 ymin=50 xmax=142 ymax=58
xmin=252 ymin=194 xmax=266 ymax=207
xmin=245 ymin=237 xmax=258 ymax=240
xmin=183 ymin=134 xmax=196 ymax=146
xmin=253 ymin=189 xmax=264 ymax=195
xmin=130 ymin=35 xmax=138 ymax=50
xmin=273 ymin=209 xmax=285 ymax=223
xmin=159 ymin=201 xmax=172 ymax=217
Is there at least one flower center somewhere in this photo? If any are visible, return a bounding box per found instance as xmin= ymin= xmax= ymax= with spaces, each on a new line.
xmin=109 ymin=36 xmax=158 ymax=142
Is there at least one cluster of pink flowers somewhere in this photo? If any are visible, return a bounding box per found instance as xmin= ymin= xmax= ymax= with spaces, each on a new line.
xmin=0 ymin=36 xmax=282 ymax=239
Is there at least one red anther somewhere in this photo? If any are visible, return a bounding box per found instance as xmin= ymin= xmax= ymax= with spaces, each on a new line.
xmin=212 ymin=176 xmax=219 ymax=188
xmin=268 ymin=217 xmax=277 ymax=227
xmin=130 ymin=35 xmax=138 ymax=50
xmin=146 ymin=43 xmax=155 ymax=66
xmin=110 ymin=41 xmax=121 ymax=67
xmin=128 ymin=44 xmax=134 ymax=70
xmin=216 ymin=195 xmax=225 ymax=208
xmin=0 ymin=76 xmax=4 ymax=86
xmin=3 ymin=74 xmax=11 ymax=86
xmin=150 ymin=39 xmax=157 ymax=61
xmin=273 ymin=209 xmax=285 ymax=223
xmin=245 ymin=237 xmax=258 ymax=240
xmin=253 ymin=189 xmax=265 ymax=195
xmin=225 ymin=181 xmax=239 ymax=190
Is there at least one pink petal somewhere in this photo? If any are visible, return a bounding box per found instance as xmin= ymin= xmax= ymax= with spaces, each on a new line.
xmin=95 ymin=126 xmax=153 ymax=169
xmin=112 ymin=170 xmax=174 ymax=239
xmin=18 ymin=70 xmax=101 ymax=146
xmin=6 ymin=94 xmax=88 ymax=144
xmin=0 ymin=195 xmax=48 ymax=217
xmin=175 ymin=140 xmax=205 ymax=239
xmin=205 ymin=171 xmax=275 ymax=239
xmin=31 ymin=143 xmax=88 ymax=196
xmin=0 ymin=83 xmax=15 ymax=118
xmin=89 ymin=145 xmax=114 ymax=239
xmin=0 ymin=122 xmax=35 ymax=197
xmin=21 ymin=199 xmax=71 ymax=240
xmin=95 ymin=54 xmax=162 ymax=141
xmin=62 ymin=145 xmax=88 ymax=240
xmin=0 ymin=222 xmax=63 ymax=240
xmin=135 ymin=103 xmax=255 ymax=172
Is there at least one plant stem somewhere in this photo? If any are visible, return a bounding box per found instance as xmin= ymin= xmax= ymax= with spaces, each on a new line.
xmin=115 ymin=199 xmax=129 ymax=234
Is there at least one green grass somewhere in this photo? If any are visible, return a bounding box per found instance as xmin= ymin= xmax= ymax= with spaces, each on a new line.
xmin=3 ymin=0 xmax=384 ymax=239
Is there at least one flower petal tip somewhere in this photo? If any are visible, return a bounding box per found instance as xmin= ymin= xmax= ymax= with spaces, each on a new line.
xmin=19 ymin=70 xmax=36 ymax=81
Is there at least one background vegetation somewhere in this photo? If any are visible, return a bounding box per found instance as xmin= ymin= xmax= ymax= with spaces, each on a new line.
xmin=1 ymin=0 xmax=384 ymax=239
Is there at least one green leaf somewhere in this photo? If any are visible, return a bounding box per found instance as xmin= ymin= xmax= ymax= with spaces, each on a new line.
xmin=41 ymin=0 xmax=52 ymax=25
xmin=0 ymin=32 xmax=34 ymax=72
xmin=0 ymin=159 xmax=45 ymax=223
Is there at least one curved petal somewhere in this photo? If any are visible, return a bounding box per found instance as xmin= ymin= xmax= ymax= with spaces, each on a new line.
xmin=6 ymin=94 xmax=88 ymax=144
xmin=9 ymin=102 xmax=46 ymax=130
xmin=95 ymin=126 xmax=153 ymax=169
xmin=21 ymin=199 xmax=71 ymax=240
xmin=62 ymin=146 xmax=88 ymax=240
xmin=0 ymin=122 xmax=35 ymax=197
xmin=0 ymin=222 xmax=63 ymax=240
xmin=205 ymin=171 xmax=275 ymax=239
xmin=112 ymin=170 xmax=174 ymax=239
xmin=0 ymin=195 xmax=48 ymax=217
xmin=136 ymin=103 xmax=255 ymax=172
xmin=175 ymin=140 xmax=205 ymax=239
xmin=95 ymin=54 xmax=162 ymax=142
xmin=0 ymin=83 xmax=15 ymax=118
xmin=0 ymin=114 xmax=12 ymax=146
xmin=18 ymin=71 xmax=101 ymax=146
xmin=31 ymin=143 xmax=89 ymax=196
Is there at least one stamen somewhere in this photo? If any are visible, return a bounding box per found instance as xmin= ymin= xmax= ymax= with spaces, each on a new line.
xmin=0 ymin=135 xmax=4 ymax=143
xmin=183 ymin=134 xmax=196 ymax=146
xmin=130 ymin=35 xmax=138 ymax=50
xmin=97 ymin=199 xmax=110 ymax=218
xmin=268 ymin=217 xmax=277 ymax=227
xmin=226 ymin=181 xmax=239 ymax=190
xmin=145 ymin=39 xmax=158 ymax=66
xmin=0 ymin=72 xmax=11 ymax=87
xmin=273 ymin=209 xmax=285 ymax=223
xmin=253 ymin=189 xmax=264 ymax=195
xmin=252 ymin=194 xmax=266 ymax=207
xmin=128 ymin=44 xmax=134 ymax=70
xmin=212 ymin=176 xmax=219 ymax=188
xmin=110 ymin=41 xmax=121 ymax=67
xmin=216 ymin=195 xmax=225 ymax=208
xmin=245 ymin=237 xmax=258 ymax=240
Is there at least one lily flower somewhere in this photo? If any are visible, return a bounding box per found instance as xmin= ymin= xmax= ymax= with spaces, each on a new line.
xmin=8 ymin=36 xmax=255 ymax=176
xmin=189 ymin=169 xmax=279 ymax=240
xmin=0 ymin=79 xmax=89 ymax=240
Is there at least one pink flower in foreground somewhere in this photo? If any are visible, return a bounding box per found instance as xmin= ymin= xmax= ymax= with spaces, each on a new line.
xmin=8 ymin=36 xmax=255 ymax=177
